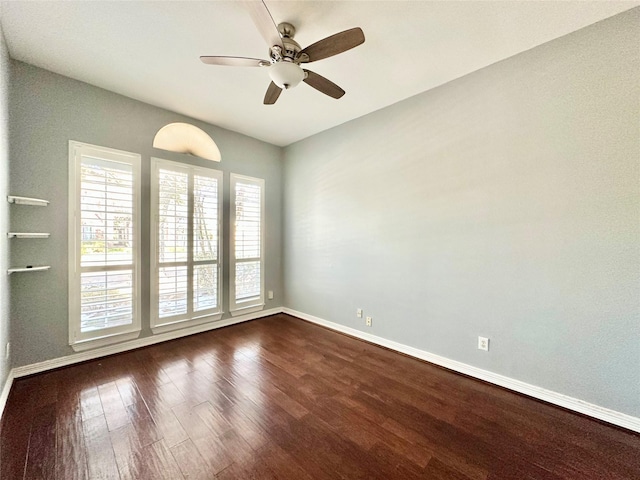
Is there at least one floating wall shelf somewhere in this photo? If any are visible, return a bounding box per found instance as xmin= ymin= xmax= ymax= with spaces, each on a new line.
xmin=8 ymin=266 xmax=51 ymax=275
xmin=8 ymin=195 xmax=51 ymax=275
xmin=7 ymin=195 xmax=49 ymax=206
xmin=8 ymin=232 xmax=50 ymax=239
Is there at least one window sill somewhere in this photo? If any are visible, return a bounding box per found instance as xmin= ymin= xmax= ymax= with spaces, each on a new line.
xmin=230 ymin=304 xmax=265 ymax=317
xmin=70 ymin=330 xmax=141 ymax=352
xmin=151 ymin=313 xmax=224 ymax=335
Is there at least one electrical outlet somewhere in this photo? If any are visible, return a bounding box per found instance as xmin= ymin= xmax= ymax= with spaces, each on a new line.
xmin=478 ymin=336 xmax=489 ymax=351
xmin=356 ymin=308 xmax=363 ymax=318
xmin=5 ymin=342 xmax=9 ymax=360
xmin=366 ymin=316 xmax=372 ymax=327
xmin=268 ymin=290 xmax=274 ymax=300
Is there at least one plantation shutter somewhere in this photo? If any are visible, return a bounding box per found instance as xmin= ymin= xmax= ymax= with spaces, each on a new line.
xmin=157 ymin=167 xmax=189 ymax=319
xmin=230 ymin=174 xmax=264 ymax=314
xmin=80 ymin=157 xmax=135 ymax=332
xmin=193 ymin=173 xmax=220 ymax=312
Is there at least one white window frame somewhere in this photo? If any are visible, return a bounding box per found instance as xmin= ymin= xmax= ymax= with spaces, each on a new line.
xmin=68 ymin=141 xmax=142 ymax=351
xmin=150 ymin=158 xmax=223 ymax=334
xmin=230 ymin=173 xmax=265 ymax=316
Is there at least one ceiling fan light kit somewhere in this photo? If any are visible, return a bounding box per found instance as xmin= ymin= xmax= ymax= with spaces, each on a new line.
xmin=268 ymin=61 xmax=304 ymax=90
xmin=200 ymin=0 xmax=365 ymax=104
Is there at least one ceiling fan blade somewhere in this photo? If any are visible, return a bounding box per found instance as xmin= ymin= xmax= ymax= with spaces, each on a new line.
xmin=299 ymin=27 xmax=365 ymax=63
xmin=264 ymin=81 xmax=282 ymax=104
xmin=303 ymin=70 xmax=345 ymax=99
xmin=200 ymin=56 xmax=269 ymax=67
xmin=245 ymin=0 xmax=283 ymax=49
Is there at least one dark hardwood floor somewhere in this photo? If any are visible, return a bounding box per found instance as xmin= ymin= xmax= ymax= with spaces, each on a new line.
xmin=0 ymin=314 xmax=638 ymax=479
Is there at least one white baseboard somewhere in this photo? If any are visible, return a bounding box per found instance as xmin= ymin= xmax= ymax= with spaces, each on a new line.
xmin=2 ymin=307 xmax=638 ymax=434
xmin=0 ymin=368 xmax=15 ymax=421
xmin=0 ymin=308 xmax=282 ymax=421
xmin=283 ymin=308 xmax=640 ymax=434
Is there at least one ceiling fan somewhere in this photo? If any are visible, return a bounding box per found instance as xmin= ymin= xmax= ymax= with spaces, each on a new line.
xmin=200 ymin=0 xmax=365 ymax=105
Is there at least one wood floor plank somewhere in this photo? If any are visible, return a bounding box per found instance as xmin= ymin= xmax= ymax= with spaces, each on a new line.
xmin=1 ymin=314 xmax=639 ymax=480
xmin=169 ymin=439 xmax=214 ymax=480
xmin=171 ymin=401 xmax=215 ymax=441
xmin=366 ymin=442 xmax=427 ymax=479
xmin=190 ymin=433 xmax=234 ymax=474
xmin=147 ymin=406 xmax=189 ymax=449
xmin=258 ymin=443 xmax=316 ymax=480
xmin=216 ymin=428 xmax=255 ymax=466
xmin=79 ymin=386 xmax=104 ymax=422
xmin=425 ymin=456 xmax=480 ymax=480
xmin=82 ymin=414 xmax=121 ymax=480
xmin=109 ymin=424 xmax=155 ymax=480
xmin=98 ymin=382 xmax=130 ymax=432
xmin=224 ymin=367 xmax=310 ymax=420
xmin=192 ymin=401 xmax=233 ymax=438
xmin=141 ymin=439 xmax=184 ymax=480
xmin=56 ymin=390 xmax=89 ymax=480
xmin=270 ymin=414 xmax=384 ymax=480
xmin=33 ymin=371 xmax=60 ymax=409
xmin=215 ymin=456 xmax=278 ymax=480
xmin=198 ymin=401 xmax=268 ymax=451
xmin=310 ymin=395 xmax=381 ymax=450
xmin=171 ymin=370 xmax=220 ymax=407
xmin=125 ymin=401 xmax=161 ymax=448
xmin=135 ymin=377 xmax=185 ymax=415
xmin=115 ymin=378 xmax=139 ymax=408
xmin=381 ymin=416 xmax=488 ymax=480
xmin=24 ymin=404 xmax=57 ymax=480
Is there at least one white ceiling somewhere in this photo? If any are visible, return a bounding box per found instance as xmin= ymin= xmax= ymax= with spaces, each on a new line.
xmin=1 ymin=1 xmax=636 ymax=146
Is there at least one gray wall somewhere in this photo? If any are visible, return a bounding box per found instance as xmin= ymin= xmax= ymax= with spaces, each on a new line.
xmin=9 ymin=61 xmax=283 ymax=367
xmin=0 ymin=11 xmax=10 ymax=388
xmin=283 ymin=9 xmax=640 ymax=417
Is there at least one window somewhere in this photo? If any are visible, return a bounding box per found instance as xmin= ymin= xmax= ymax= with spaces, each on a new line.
xmin=230 ymin=174 xmax=265 ymax=315
xmin=151 ymin=159 xmax=223 ymax=333
xmin=68 ymin=141 xmax=141 ymax=350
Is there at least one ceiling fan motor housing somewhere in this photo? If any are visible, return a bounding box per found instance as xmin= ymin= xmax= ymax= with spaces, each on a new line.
xmin=271 ymin=23 xmax=303 ymax=63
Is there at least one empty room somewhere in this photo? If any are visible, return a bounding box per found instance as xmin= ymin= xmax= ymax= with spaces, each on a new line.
xmin=0 ymin=1 xmax=638 ymax=479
